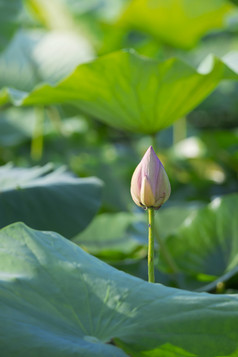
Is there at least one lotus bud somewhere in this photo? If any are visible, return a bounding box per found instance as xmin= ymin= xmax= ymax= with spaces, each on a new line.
xmin=130 ymin=146 xmax=171 ymax=209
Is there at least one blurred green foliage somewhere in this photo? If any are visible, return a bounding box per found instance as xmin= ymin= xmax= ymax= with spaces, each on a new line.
xmin=1 ymin=1 xmax=238 ymax=356
xmin=0 ymin=0 xmax=238 ymax=292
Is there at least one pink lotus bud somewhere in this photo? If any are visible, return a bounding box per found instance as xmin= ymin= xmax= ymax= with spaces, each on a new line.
xmin=130 ymin=146 xmax=171 ymax=209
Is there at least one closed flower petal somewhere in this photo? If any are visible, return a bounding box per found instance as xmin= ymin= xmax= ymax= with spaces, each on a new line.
xmin=130 ymin=146 xmax=171 ymax=209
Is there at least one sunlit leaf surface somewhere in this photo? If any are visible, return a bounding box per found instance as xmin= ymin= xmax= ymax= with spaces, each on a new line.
xmin=1 ymin=50 xmax=238 ymax=134
xmin=1 ymin=223 xmax=238 ymax=356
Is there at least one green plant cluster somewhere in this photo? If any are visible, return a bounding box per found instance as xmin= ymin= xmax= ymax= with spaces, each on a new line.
xmin=1 ymin=0 xmax=238 ymax=356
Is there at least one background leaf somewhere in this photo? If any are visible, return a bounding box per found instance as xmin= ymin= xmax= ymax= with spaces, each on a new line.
xmin=0 ymin=29 xmax=94 ymax=92
xmin=0 ymin=164 xmax=103 ymax=237
xmin=0 ymin=0 xmax=23 ymax=52
xmin=119 ymin=0 xmax=235 ymax=49
xmin=73 ymin=212 xmax=147 ymax=260
xmin=0 ymin=222 xmax=238 ymax=356
xmin=158 ymin=194 xmax=238 ymax=280
xmin=0 ymin=107 xmax=37 ymax=147
xmin=3 ymin=50 xmax=238 ymax=134
xmin=154 ymin=202 xmax=203 ymax=240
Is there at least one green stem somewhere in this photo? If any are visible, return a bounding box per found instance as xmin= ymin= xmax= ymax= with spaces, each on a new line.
xmin=216 ymin=281 xmax=225 ymax=294
xmin=148 ymin=208 xmax=155 ymax=283
xmin=31 ymin=107 xmax=44 ymax=161
xmin=46 ymin=106 xmax=64 ymax=135
xmin=154 ymin=224 xmax=179 ymax=274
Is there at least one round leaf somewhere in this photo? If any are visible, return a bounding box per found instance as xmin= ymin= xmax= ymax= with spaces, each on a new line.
xmin=159 ymin=194 xmax=238 ymax=279
xmin=120 ymin=0 xmax=235 ymax=49
xmin=3 ymin=50 xmax=238 ymax=134
xmin=0 ymin=164 xmax=103 ymax=237
xmin=1 ymin=222 xmax=238 ymax=356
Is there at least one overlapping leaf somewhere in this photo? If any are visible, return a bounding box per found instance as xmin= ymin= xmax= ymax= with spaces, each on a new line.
xmin=158 ymin=194 xmax=238 ymax=281
xmin=0 ymin=164 xmax=103 ymax=237
xmin=1 ymin=50 xmax=238 ymax=134
xmin=0 ymin=29 xmax=94 ymax=93
xmin=73 ymin=212 xmax=147 ymax=260
xmin=0 ymin=223 xmax=238 ymax=356
xmin=119 ymin=0 xmax=235 ymax=49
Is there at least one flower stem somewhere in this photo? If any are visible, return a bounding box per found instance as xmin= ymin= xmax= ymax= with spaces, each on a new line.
xmin=31 ymin=106 xmax=44 ymax=161
xmin=46 ymin=106 xmax=65 ymax=135
xmin=148 ymin=208 xmax=155 ymax=283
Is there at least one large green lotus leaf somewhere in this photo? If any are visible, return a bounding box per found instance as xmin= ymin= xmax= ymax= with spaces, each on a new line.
xmin=0 ymin=164 xmax=103 ymax=237
xmin=1 ymin=223 xmax=238 ymax=356
xmin=73 ymin=212 xmax=147 ymax=260
xmin=0 ymin=29 xmax=94 ymax=92
xmin=0 ymin=0 xmax=23 ymax=52
xmin=159 ymin=194 xmax=238 ymax=279
xmin=119 ymin=0 xmax=235 ymax=49
xmin=2 ymin=50 xmax=238 ymax=134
